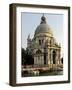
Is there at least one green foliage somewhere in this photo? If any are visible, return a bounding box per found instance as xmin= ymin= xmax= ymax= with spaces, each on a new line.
xmin=22 ymin=48 xmax=34 ymax=65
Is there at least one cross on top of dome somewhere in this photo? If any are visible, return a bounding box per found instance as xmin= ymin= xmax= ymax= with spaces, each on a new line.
xmin=40 ymin=14 xmax=46 ymax=24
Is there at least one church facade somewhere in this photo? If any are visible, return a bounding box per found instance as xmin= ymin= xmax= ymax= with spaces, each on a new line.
xmin=27 ymin=15 xmax=61 ymax=66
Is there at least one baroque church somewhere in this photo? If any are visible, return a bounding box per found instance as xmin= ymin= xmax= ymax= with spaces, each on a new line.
xmin=27 ymin=15 xmax=61 ymax=66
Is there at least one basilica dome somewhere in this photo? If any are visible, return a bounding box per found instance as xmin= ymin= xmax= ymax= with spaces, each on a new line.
xmin=34 ymin=15 xmax=53 ymax=37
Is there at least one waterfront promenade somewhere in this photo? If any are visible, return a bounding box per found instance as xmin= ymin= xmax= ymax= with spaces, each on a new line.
xmin=22 ymin=64 xmax=63 ymax=72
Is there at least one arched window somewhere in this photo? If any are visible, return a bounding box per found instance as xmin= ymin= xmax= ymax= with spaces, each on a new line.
xmin=61 ymin=58 xmax=63 ymax=64
xmin=53 ymin=50 xmax=56 ymax=64
xmin=36 ymin=49 xmax=42 ymax=54
xmin=39 ymin=40 xmax=41 ymax=45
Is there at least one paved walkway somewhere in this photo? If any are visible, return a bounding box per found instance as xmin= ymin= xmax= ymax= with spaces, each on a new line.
xmin=22 ymin=64 xmax=63 ymax=71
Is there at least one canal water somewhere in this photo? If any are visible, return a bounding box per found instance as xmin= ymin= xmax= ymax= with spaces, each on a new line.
xmin=22 ymin=70 xmax=63 ymax=77
xmin=39 ymin=70 xmax=63 ymax=76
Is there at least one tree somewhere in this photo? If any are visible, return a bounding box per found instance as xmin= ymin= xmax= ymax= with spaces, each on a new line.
xmin=22 ymin=48 xmax=26 ymax=65
xmin=22 ymin=48 xmax=34 ymax=65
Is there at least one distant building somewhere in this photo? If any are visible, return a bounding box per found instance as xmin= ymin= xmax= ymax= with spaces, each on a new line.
xmin=27 ymin=15 xmax=62 ymax=66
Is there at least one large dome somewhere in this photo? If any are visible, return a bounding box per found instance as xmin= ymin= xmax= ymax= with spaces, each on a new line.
xmin=34 ymin=15 xmax=53 ymax=36
xmin=35 ymin=23 xmax=53 ymax=35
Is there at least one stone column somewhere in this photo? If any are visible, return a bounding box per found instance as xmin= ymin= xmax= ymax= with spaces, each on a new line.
xmin=47 ymin=48 xmax=51 ymax=65
xmin=56 ymin=49 xmax=61 ymax=65
xmin=50 ymin=48 xmax=53 ymax=64
xmin=34 ymin=56 xmax=37 ymax=65
xmin=41 ymin=55 xmax=43 ymax=65
xmin=51 ymin=49 xmax=53 ymax=64
xmin=40 ymin=55 xmax=42 ymax=65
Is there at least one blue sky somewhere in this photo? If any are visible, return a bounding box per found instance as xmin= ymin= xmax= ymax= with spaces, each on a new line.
xmin=21 ymin=12 xmax=63 ymax=57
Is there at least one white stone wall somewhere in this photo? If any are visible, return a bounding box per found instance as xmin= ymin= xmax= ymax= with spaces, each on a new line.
xmin=34 ymin=55 xmax=44 ymax=65
xmin=33 ymin=34 xmax=61 ymax=66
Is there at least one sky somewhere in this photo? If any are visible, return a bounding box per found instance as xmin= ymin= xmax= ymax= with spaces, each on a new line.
xmin=21 ymin=12 xmax=63 ymax=57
